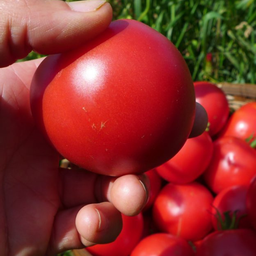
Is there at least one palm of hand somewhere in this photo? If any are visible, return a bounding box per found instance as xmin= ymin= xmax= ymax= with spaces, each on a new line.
xmin=0 ymin=60 xmax=62 ymax=255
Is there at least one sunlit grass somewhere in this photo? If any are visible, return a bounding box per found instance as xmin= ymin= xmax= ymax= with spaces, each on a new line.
xmin=109 ymin=0 xmax=256 ymax=84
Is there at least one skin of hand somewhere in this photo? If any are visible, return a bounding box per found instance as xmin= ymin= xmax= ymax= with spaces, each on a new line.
xmin=0 ymin=0 xmax=207 ymax=255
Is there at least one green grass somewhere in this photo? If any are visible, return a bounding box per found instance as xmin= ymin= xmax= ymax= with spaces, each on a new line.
xmin=109 ymin=0 xmax=256 ymax=84
xmin=57 ymin=250 xmax=73 ymax=256
xmin=21 ymin=0 xmax=256 ymax=84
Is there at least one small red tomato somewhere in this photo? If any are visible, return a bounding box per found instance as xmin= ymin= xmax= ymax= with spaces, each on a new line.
xmin=86 ymin=213 xmax=144 ymax=256
xmin=246 ymin=175 xmax=256 ymax=230
xmin=143 ymin=169 xmax=162 ymax=211
xmin=194 ymin=81 xmax=229 ymax=137
xmin=130 ymin=233 xmax=195 ymax=256
xmin=211 ymin=185 xmax=251 ymax=230
xmin=152 ymin=182 xmax=213 ymax=241
xmin=203 ymin=136 xmax=256 ymax=194
xmin=196 ymin=229 xmax=256 ymax=256
xmin=220 ymin=102 xmax=256 ymax=142
xmin=220 ymin=102 xmax=256 ymax=140
xmin=156 ymin=131 xmax=213 ymax=184
xmin=30 ymin=19 xmax=195 ymax=176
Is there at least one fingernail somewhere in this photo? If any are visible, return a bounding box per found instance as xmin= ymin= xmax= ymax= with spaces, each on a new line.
xmin=68 ymin=0 xmax=107 ymax=13
xmin=95 ymin=208 xmax=111 ymax=232
xmin=139 ymin=179 xmax=149 ymax=207
xmin=95 ymin=208 xmax=102 ymax=231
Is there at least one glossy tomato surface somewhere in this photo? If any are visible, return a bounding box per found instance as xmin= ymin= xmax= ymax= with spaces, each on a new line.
xmin=196 ymin=229 xmax=256 ymax=256
xmin=152 ymin=182 xmax=213 ymax=241
xmin=211 ymin=185 xmax=251 ymax=230
xmin=203 ymin=136 xmax=256 ymax=194
xmin=194 ymin=81 xmax=229 ymax=137
xmin=86 ymin=213 xmax=144 ymax=256
xmin=246 ymin=175 xmax=256 ymax=230
xmin=156 ymin=131 xmax=213 ymax=184
xmin=220 ymin=102 xmax=256 ymax=142
xmin=130 ymin=233 xmax=195 ymax=256
xmin=30 ymin=19 xmax=195 ymax=176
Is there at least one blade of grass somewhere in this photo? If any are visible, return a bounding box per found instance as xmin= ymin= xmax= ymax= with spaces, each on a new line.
xmin=137 ymin=0 xmax=150 ymax=22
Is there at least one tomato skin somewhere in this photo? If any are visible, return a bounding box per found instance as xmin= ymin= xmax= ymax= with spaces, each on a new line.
xmin=211 ymin=185 xmax=251 ymax=230
xmin=220 ymin=102 xmax=256 ymax=142
xmin=86 ymin=213 xmax=144 ymax=256
xmin=196 ymin=229 xmax=256 ymax=256
xmin=30 ymin=19 xmax=195 ymax=176
xmin=152 ymin=182 xmax=214 ymax=241
xmin=194 ymin=81 xmax=229 ymax=137
xmin=130 ymin=233 xmax=195 ymax=256
xmin=143 ymin=169 xmax=162 ymax=211
xmin=203 ymin=136 xmax=256 ymax=194
xmin=156 ymin=131 xmax=213 ymax=184
xmin=246 ymin=175 xmax=256 ymax=230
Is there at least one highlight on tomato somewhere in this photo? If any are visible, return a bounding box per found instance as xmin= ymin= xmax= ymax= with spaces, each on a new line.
xmin=30 ymin=19 xmax=196 ymax=176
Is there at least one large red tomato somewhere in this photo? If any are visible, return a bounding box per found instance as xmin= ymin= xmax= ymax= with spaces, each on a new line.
xmin=30 ymin=19 xmax=195 ymax=176
xmin=220 ymin=102 xmax=256 ymax=142
xmin=194 ymin=81 xmax=229 ymax=137
xmin=246 ymin=175 xmax=256 ymax=230
xmin=196 ymin=229 xmax=256 ymax=256
xmin=86 ymin=213 xmax=144 ymax=256
xmin=130 ymin=233 xmax=195 ymax=256
xmin=203 ymin=136 xmax=256 ymax=194
xmin=156 ymin=131 xmax=213 ymax=184
xmin=152 ymin=182 xmax=214 ymax=241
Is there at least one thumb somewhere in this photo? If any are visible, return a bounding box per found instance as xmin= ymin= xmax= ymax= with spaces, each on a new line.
xmin=0 ymin=0 xmax=112 ymax=67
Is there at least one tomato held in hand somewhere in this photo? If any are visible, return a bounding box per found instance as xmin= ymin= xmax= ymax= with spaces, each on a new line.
xmin=130 ymin=233 xmax=195 ymax=256
xmin=203 ymin=136 xmax=256 ymax=194
xmin=194 ymin=81 xmax=229 ymax=137
xmin=30 ymin=19 xmax=195 ymax=176
xmin=196 ymin=229 xmax=256 ymax=256
xmin=156 ymin=131 xmax=213 ymax=184
xmin=152 ymin=182 xmax=214 ymax=241
xmin=86 ymin=213 xmax=144 ymax=256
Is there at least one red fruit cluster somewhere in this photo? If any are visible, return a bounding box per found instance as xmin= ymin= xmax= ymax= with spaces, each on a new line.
xmin=85 ymin=81 xmax=256 ymax=255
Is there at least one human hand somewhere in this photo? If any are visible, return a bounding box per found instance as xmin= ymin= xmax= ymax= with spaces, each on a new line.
xmin=0 ymin=1 xmax=207 ymax=255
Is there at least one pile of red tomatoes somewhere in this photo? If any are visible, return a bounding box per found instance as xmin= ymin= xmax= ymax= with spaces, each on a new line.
xmin=86 ymin=81 xmax=256 ymax=256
